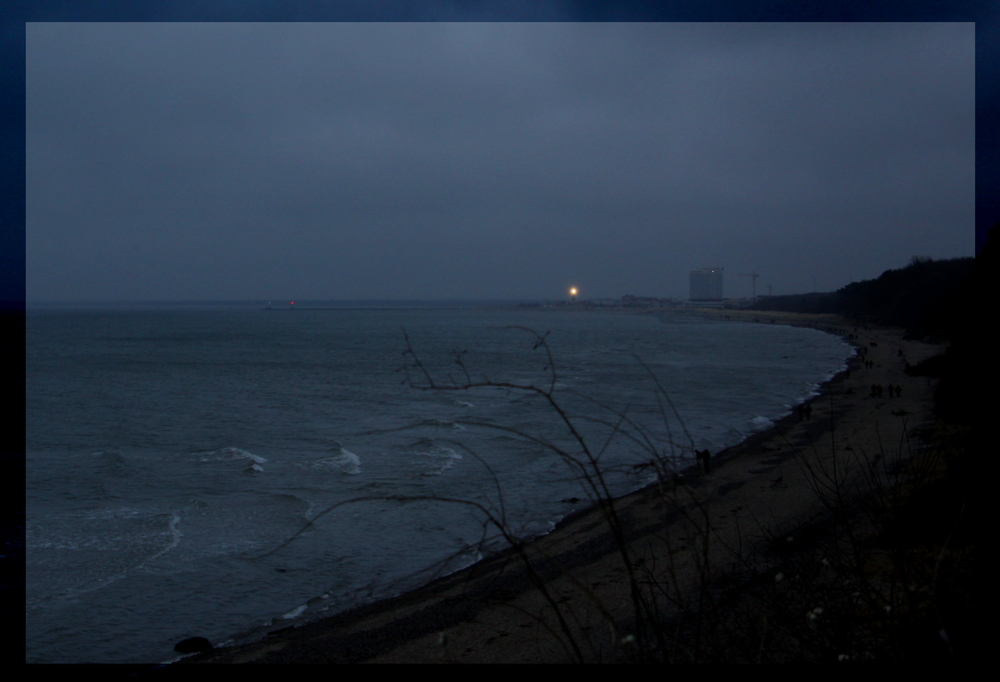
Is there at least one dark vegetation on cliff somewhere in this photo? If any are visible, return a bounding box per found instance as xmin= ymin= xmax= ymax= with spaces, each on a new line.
xmin=744 ymin=228 xmax=989 ymax=663
xmin=751 ymin=238 xmax=986 ymax=427
xmin=752 ymin=255 xmax=974 ymax=343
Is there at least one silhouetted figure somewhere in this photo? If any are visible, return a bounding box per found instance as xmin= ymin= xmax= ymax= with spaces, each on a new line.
xmin=804 ymin=403 xmax=812 ymax=420
xmin=697 ymin=449 xmax=711 ymax=473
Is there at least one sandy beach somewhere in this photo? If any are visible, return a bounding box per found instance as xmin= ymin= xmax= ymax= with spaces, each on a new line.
xmin=181 ymin=312 xmax=946 ymax=664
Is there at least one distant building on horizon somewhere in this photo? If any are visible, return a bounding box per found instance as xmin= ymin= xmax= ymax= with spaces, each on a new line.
xmin=689 ymin=268 xmax=724 ymax=302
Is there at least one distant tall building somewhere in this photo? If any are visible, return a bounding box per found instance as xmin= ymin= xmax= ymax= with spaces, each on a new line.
xmin=690 ymin=268 xmax=724 ymax=301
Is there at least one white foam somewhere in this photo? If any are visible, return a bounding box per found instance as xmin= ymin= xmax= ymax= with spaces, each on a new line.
xmin=332 ymin=447 xmax=362 ymax=475
xmin=198 ymin=447 xmax=267 ymax=465
xmin=296 ymin=441 xmax=362 ymax=474
xmin=281 ymin=604 xmax=308 ymax=620
xmin=416 ymin=446 xmax=463 ymax=475
xmin=139 ymin=513 xmax=183 ymax=566
xmin=427 ymin=419 xmax=466 ymax=431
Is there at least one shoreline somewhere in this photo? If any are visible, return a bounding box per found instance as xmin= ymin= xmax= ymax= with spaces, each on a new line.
xmin=180 ymin=313 xmax=945 ymax=663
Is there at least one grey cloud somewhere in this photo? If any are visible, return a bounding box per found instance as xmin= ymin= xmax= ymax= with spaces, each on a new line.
xmin=27 ymin=22 xmax=974 ymax=301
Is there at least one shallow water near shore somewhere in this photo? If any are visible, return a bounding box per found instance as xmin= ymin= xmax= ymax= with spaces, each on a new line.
xmin=26 ymin=305 xmax=851 ymax=663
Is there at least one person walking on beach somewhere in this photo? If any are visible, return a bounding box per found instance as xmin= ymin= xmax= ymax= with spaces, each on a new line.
xmin=697 ymin=449 xmax=711 ymax=473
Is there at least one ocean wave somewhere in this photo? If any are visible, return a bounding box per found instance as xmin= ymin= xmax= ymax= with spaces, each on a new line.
xmin=295 ymin=441 xmax=362 ymax=475
xmin=415 ymin=445 xmax=463 ymax=476
xmin=197 ymin=447 xmax=267 ymax=466
xmin=748 ymin=415 xmax=775 ymax=432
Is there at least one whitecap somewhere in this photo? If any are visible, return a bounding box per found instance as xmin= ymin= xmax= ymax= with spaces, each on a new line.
xmin=415 ymin=445 xmax=463 ymax=476
xmin=197 ymin=447 xmax=267 ymax=465
xmin=281 ymin=604 xmax=308 ymax=620
xmin=296 ymin=441 xmax=361 ymax=475
xmin=424 ymin=419 xmax=466 ymax=431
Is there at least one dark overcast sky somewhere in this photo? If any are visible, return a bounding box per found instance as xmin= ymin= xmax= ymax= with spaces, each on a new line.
xmin=24 ymin=20 xmax=976 ymax=301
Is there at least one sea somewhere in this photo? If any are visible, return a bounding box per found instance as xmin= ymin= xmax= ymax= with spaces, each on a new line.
xmin=26 ymin=303 xmax=853 ymax=664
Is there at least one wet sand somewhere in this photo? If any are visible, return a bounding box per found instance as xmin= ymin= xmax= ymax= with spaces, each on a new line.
xmin=181 ymin=312 xmax=944 ymax=663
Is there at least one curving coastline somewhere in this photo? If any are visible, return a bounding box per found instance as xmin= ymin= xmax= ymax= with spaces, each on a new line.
xmin=178 ymin=313 xmax=945 ymax=663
